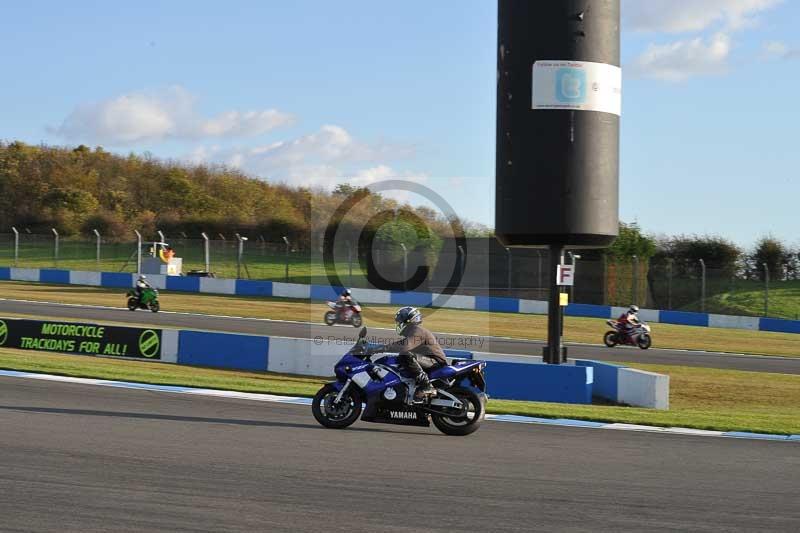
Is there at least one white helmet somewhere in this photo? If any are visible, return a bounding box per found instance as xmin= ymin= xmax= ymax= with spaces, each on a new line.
xmin=629 ymin=305 xmax=639 ymax=313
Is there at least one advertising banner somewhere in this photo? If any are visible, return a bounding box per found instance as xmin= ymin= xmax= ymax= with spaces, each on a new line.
xmin=0 ymin=318 xmax=161 ymax=359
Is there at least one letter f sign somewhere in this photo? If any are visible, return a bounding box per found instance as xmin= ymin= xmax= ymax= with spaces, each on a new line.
xmin=557 ymin=264 xmax=574 ymax=286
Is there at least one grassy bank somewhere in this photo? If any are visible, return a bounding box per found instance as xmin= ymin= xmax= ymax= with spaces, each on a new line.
xmin=1 ymin=348 xmax=798 ymax=435
xmin=1 ymin=281 xmax=799 ymax=358
xmin=699 ymin=280 xmax=800 ymax=321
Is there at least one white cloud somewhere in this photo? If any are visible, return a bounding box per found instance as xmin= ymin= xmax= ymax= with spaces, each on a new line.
xmin=762 ymin=40 xmax=799 ymax=59
xmin=52 ymin=86 xmax=293 ymax=145
xmin=631 ymin=33 xmax=732 ymax=81
xmin=188 ymin=125 xmax=417 ymax=190
xmin=623 ymin=0 xmax=783 ymax=33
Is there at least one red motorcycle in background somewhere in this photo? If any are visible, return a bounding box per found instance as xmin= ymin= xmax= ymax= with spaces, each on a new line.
xmin=324 ymin=300 xmax=363 ymax=327
xmin=604 ymin=320 xmax=653 ymax=350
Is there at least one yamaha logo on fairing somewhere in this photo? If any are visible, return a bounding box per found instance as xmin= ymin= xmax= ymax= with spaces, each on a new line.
xmin=390 ymin=410 xmax=417 ymax=420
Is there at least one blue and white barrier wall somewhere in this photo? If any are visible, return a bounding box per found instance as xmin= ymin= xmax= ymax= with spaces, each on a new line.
xmin=5 ymin=266 xmax=796 ymax=335
xmin=0 ymin=310 xmax=665 ymax=407
xmin=575 ymin=360 xmax=669 ymax=409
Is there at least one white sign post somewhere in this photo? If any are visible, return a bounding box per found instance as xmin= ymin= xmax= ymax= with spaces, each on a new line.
xmin=556 ymin=264 xmax=574 ymax=286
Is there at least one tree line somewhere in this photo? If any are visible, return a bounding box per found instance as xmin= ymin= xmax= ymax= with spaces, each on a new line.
xmin=0 ymin=142 xmax=487 ymax=253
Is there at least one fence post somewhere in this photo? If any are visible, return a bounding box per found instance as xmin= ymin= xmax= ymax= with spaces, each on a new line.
xmin=51 ymin=228 xmax=59 ymax=268
xmin=535 ymin=249 xmax=543 ymax=299
xmin=568 ymin=252 xmax=581 ymax=303
xmin=763 ymin=262 xmax=769 ymax=317
xmin=134 ymin=230 xmax=142 ymax=274
xmin=93 ymin=229 xmax=101 ymax=269
xmin=632 ymin=255 xmax=638 ymax=304
xmin=346 ymin=240 xmax=353 ymax=287
xmin=505 ymin=247 xmax=512 ymax=291
xmin=235 ymin=234 xmax=247 ymax=279
xmin=282 ymin=236 xmax=290 ymax=283
xmin=666 ymin=258 xmax=674 ymax=310
xmin=11 ymin=227 xmax=19 ymax=267
xmin=201 ymin=232 xmax=210 ymax=272
xmin=457 ymin=245 xmax=465 ymax=285
xmin=699 ymin=259 xmax=706 ymax=313
xmin=400 ymin=243 xmax=408 ymax=291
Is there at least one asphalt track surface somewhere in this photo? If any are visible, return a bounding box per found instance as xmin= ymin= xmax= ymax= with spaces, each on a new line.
xmin=1 ymin=298 xmax=799 ymax=374
xmin=1 ymin=376 xmax=798 ymax=532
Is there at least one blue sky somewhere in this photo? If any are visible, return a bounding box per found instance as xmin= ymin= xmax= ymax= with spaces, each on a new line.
xmin=1 ymin=0 xmax=798 ymax=248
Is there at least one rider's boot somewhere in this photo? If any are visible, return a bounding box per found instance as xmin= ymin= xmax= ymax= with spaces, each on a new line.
xmin=413 ymin=373 xmax=436 ymax=402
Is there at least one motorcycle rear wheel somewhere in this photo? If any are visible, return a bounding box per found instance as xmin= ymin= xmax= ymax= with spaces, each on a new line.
xmin=324 ymin=311 xmax=337 ymax=326
xmin=312 ymin=384 xmax=362 ymax=429
xmin=127 ymin=297 xmax=138 ymax=311
xmin=351 ymin=313 xmax=363 ymax=327
xmin=637 ymin=334 xmax=652 ymax=350
xmin=431 ymin=387 xmax=484 ymax=436
xmin=603 ymin=331 xmax=618 ymax=347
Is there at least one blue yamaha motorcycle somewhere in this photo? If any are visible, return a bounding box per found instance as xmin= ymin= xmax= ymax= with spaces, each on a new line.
xmin=312 ymin=327 xmax=488 ymax=436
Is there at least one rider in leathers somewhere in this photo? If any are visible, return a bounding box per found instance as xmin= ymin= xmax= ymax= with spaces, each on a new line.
xmin=135 ymin=275 xmax=153 ymax=303
xmin=618 ymin=304 xmax=640 ymax=338
xmin=372 ymin=307 xmax=445 ymax=401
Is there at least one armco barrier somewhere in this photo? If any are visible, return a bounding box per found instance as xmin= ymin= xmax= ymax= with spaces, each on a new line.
xmin=6 ymin=266 xmax=797 ymax=336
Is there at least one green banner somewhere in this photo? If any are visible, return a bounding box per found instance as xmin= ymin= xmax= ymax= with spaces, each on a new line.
xmin=0 ymin=318 xmax=162 ymax=359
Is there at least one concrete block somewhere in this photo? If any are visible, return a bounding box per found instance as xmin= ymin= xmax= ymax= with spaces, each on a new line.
xmin=272 ymin=282 xmax=311 ymax=299
xmin=9 ymin=268 xmax=40 ymax=282
xmin=199 ymin=277 xmax=237 ymax=295
xmin=351 ymin=287 xmax=391 ymax=305
xmin=709 ymin=314 xmax=759 ymax=331
xmin=266 ymin=337 xmax=342 ymax=377
xmin=612 ymin=306 xmax=660 ymax=323
xmin=161 ymin=329 xmax=179 ymax=363
xmin=618 ymin=367 xmax=669 ymax=410
xmin=519 ymin=299 xmax=548 ymax=315
xmin=434 ymin=293 xmax=475 ymax=310
xmin=70 ymin=271 xmax=102 ymax=286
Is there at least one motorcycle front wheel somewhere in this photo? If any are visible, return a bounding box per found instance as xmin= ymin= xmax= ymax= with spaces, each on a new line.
xmin=431 ymin=387 xmax=485 ymax=436
xmin=350 ymin=313 xmax=363 ymax=327
xmin=149 ymin=300 xmax=160 ymax=313
xmin=637 ymin=334 xmax=652 ymax=350
xmin=127 ymin=297 xmax=138 ymax=311
xmin=324 ymin=311 xmax=337 ymax=326
xmin=312 ymin=384 xmax=362 ymax=429
xmin=603 ymin=331 xmax=618 ymax=347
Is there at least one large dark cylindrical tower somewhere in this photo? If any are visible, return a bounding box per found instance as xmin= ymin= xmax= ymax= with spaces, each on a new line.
xmin=495 ymin=0 xmax=620 ymax=248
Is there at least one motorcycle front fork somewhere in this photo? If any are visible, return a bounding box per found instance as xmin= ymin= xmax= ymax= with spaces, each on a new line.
xmin=334 ymin=379 xmax=352 ymax=404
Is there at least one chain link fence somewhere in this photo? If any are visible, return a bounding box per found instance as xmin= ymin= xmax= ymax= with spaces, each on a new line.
xmin=1 ymin=232 xmax=796 ymax=320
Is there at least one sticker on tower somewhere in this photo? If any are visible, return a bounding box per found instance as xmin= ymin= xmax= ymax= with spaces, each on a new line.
xmin=532 ymin=60 xmax=621 ymax=116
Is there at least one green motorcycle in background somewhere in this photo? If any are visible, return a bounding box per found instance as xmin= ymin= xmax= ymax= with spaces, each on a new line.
xmin=126 ymin=287 xmax=160 ymax=313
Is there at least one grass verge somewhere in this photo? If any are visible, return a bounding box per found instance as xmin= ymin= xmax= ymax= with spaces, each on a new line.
xmin=1 ymin=348 xmax=798 ymax=435
xmin=2 ymin=281 xmax=799 ymax=358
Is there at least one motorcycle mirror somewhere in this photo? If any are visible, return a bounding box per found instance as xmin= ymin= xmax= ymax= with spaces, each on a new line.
xmin=358 ymin=327 xmax=367 ymax=339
